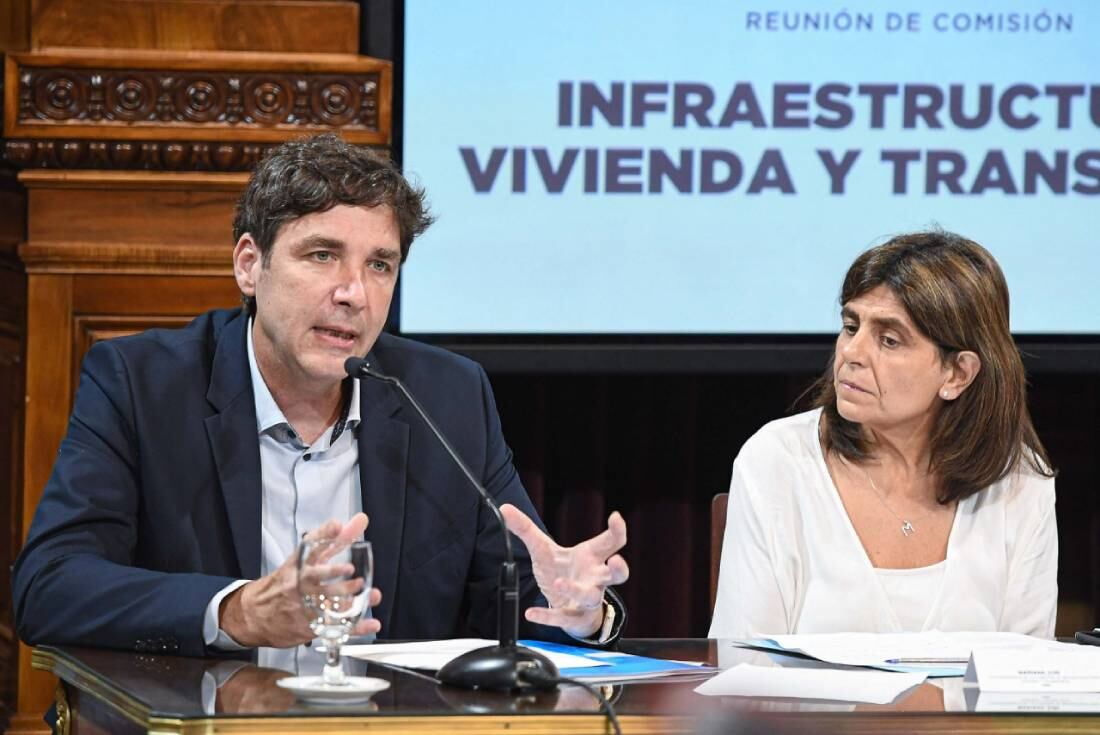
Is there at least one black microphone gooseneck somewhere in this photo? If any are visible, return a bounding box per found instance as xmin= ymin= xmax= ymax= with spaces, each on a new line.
xmin=344 ymin=356 xmax=559 ymax=692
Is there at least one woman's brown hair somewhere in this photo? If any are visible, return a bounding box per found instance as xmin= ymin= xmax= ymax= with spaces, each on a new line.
xmin=812 ymin=230 xmax=1054 ymax=503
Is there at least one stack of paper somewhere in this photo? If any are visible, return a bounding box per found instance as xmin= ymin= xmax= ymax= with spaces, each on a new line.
xmin=344 ymin=638 xmax=716 ymax=683
xmin=695 ymin=664 xmax=926 ymax=704
xmin=343 ymin=638 xmax=602 ymax=671
xmin=734 ymin=631 xmax=1046 ymax=677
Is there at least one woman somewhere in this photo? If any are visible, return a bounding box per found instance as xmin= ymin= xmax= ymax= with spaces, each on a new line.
xmin=709 ymin=231 xmax=1057 ymax=638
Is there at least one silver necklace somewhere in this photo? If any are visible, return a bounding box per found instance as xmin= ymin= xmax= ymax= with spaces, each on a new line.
xmin=855 ymin=465 xmax=935 ymax=538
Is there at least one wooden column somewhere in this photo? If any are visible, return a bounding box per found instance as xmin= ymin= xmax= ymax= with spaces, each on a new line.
xmin=1 ymin=2 xmax=392 ymax=731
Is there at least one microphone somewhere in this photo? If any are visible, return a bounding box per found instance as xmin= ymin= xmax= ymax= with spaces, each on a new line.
xmin=344 ymin=356 xmax=559 ymax=692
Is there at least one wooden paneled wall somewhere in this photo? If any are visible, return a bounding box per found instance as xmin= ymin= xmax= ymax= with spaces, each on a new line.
xmin=26 ymin=0 xmax=360 ymax=53
xmin=1 ymin=2 xmax=390 ymax=731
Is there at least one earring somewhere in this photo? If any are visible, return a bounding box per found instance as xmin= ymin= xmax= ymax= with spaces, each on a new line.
xmin=941 ymin=390 xmax=950 ymax=399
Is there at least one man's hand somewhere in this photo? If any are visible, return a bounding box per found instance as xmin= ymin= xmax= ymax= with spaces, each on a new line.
xmin=219 ymin=513 xmax=381 ymax=648
xmin=499 ymin=504 xmax=629 ymax=639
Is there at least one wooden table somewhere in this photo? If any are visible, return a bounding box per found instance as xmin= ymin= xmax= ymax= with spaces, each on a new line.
xmin=31 ymin=639 xmax=1100 ymax=734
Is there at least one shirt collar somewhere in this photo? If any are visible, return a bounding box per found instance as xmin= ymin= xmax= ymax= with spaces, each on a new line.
xmin=246 ymin=319 xmax=361 ymax=438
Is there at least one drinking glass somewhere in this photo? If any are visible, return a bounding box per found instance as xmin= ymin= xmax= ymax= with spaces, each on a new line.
xmin=297 ymin=538 xmax=373 ymax=686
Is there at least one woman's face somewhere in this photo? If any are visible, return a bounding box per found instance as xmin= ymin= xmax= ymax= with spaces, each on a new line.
xmin=833 ymin=285 xmax=953 ymax=434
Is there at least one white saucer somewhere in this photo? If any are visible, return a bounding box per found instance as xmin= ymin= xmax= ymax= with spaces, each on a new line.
xmin=276 ymin=675 xmax=391 ymax=704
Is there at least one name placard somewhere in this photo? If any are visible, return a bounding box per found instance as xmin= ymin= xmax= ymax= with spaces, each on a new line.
xmin=965 ymin=648 xmax=1100 ymax=692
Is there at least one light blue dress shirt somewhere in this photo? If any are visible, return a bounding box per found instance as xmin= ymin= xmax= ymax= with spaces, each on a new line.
xmin=202 ymin=321 xmax=363 ymax=672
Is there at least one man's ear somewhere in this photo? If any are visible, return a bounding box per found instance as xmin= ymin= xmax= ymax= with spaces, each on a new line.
xmin=233 ymin=234 xmax=261 ymax=298
xmin=941 ymin=350 xmax=981 ymax=401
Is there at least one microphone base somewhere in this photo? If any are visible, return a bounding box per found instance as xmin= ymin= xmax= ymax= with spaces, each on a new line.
xmin=437 ymin=644 xmax=559 ymax=692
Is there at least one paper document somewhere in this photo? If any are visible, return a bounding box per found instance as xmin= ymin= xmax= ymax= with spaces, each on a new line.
xmin=735 ymin=632 xmax=1047 ymax=677
xmin=343 ymin=638 xmax=605 ymax=671
xmin=695 ymin=663 xmax=926 ymax=704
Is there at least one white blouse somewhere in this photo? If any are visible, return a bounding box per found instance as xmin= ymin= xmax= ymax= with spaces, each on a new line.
xmin=875 ymin=562 xmax=945 ymax=632
xmin=708 ymin=409 xmax=1058 ymax=639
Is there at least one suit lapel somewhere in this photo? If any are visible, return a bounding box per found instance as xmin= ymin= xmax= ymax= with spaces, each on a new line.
xmin=356 ymin=354 xmax=409 ymax=634
xmin=204 ymin=314 xmax=263 ymax=579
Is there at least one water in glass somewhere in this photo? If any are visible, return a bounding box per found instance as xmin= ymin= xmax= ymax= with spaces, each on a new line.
xmin=297 ymin=538 xmax=373 ymax=686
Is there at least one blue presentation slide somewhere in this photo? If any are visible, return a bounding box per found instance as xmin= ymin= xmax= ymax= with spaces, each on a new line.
xmin=401 ymin=1 xmax=1098 ymax=334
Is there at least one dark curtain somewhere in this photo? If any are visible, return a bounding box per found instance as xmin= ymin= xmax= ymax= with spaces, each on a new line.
xmin=491 ymin=371 xmax=818 ymax=637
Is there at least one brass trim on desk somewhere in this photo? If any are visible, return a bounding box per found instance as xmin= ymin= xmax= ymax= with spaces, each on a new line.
xmin=141 ymin=715 xmax=685 ymax=734
xmin=33 ymin=648 xmax=154 ymax=730
xmin=53 ymin=683 xmax=71 ymax=735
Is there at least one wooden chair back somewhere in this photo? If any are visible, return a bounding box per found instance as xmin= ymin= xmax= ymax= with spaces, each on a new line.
xmin=710 ymin=492 xmax=729 ymax=611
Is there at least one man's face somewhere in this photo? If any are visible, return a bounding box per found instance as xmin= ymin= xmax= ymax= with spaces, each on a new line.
xmin=233 ymin=204 xmax=401 ymax=393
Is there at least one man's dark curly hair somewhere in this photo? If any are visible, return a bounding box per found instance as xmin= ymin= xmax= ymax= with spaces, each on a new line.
xmin=233 ymin=133 xmax=434 ymax=315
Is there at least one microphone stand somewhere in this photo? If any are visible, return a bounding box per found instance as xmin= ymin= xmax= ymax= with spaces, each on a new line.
xmin=345 ymin=357 xmax=559 ymax=691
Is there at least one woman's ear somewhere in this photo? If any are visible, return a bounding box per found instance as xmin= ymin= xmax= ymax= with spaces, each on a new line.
xmin=940 ymin=351 xmax=981 ymax=401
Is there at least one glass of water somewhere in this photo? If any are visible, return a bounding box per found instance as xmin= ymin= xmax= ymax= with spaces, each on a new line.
xmin=297 ymin=538 xmax=373 ymax=686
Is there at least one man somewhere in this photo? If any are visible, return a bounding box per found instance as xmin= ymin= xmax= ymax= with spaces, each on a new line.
xmin=13 ymin=134 xmax=628 ymax=659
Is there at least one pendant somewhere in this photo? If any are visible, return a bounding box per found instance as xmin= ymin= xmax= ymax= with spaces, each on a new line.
xmin=901 ymin=521 xmax=915 ymax=537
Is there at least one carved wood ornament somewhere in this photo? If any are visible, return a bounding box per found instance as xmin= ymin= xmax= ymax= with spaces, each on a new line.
xmin=19 ymin=68 xmax=380 ymax=129
xmin=3 ymin=50 xmax=392 ymax=171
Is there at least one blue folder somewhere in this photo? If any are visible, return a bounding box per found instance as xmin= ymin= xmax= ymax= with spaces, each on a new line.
xmin=521 ymin=639 xmax=717 ymax=682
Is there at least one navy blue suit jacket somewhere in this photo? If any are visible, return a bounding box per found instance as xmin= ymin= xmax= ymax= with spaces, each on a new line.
xmin=14 ymin=309 xmax=617 ymax=656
